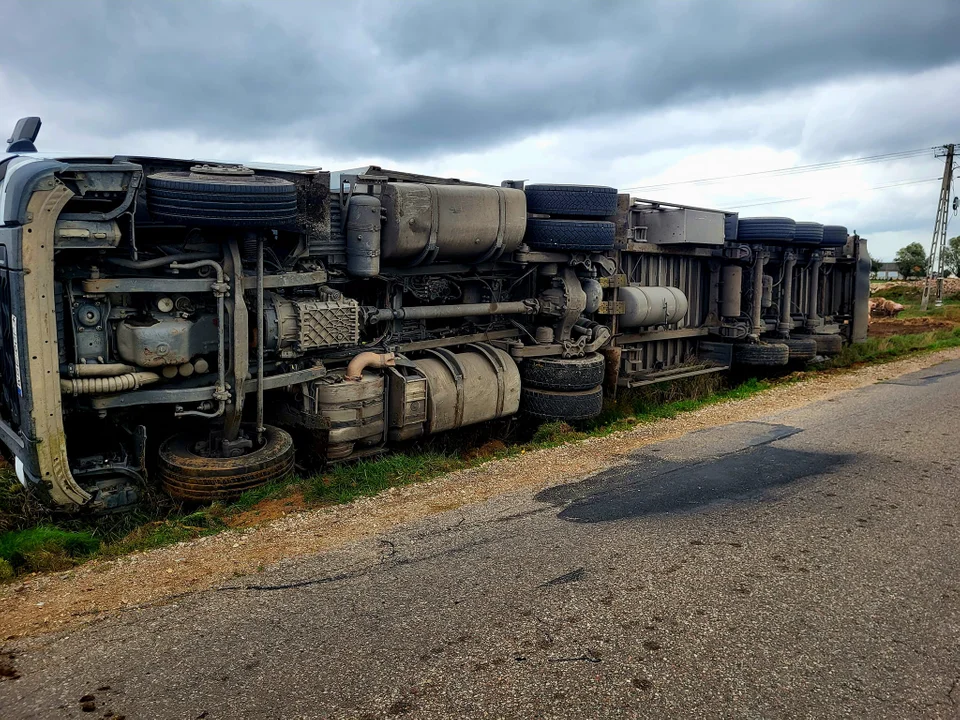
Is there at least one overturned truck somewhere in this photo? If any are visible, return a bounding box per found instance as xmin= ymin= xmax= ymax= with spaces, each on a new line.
xmin=0 ymin=118 xmax=870 ymax=511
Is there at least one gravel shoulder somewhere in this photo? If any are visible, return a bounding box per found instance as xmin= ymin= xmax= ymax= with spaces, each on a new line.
xmin=4 ymin=348 xmax=960 ymax=641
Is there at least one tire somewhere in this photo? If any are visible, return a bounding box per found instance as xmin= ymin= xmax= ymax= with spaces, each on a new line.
xmin=733 ymin=342 xmax=790 ymax=367
xmin=813 ymin=333 xmax=843 ymax=355
xmin=524 ymin=218 xmax=615 ymax=251
xmin=736 ymin=217 xmax=796 ymax=241
xmin=793 ymin=222 xmax=824 ymax=247
xmin=781 ymin=336 xmax=818 ymax=361
xmin=146 ymin=171 xmax=298 ymax=227
xmin=524 ymin=184 xmax=618 ymax=217
xmin=521 ymin=385 xmax=604 ymax=421
xmin=821 ymin=225 xmax=848 ymax=248
xmin=724 ymin=213 xmax=739 ymax=240
xmin=521 ymin=353 xmax=606 ymax=391
xmin=159 ymin=425 xmax=295 ymax=502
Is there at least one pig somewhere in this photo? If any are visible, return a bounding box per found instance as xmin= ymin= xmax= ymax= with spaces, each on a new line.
xmin=868 ymin=296 xmax=905 ymax=319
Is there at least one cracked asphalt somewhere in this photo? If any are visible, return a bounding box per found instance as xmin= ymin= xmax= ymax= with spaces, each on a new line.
xmin=3 ymin=360 xmax=960 ymax=719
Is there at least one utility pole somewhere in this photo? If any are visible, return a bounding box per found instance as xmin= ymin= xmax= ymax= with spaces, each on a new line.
xmin=921 ymin=143 xmax=956 ymax=310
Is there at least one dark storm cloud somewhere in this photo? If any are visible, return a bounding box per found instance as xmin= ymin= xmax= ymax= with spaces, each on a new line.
xmin=2 ymin=0 xmax=959 ymax=158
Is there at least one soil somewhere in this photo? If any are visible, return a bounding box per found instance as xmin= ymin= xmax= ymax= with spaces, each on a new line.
xmin=3 ymin=347 xmax=960 ymax=641
xmin=461 ymin=440 xmax=507 ymax=462
xmin=872 ymin=278 xmax=960 ymax=297
xmin=223 ymin=490 xmax=308 ymax=528
xmin=868 ymin=317 xmax=959 ymax=338
xmin=867 ymin=279 xmax=960 ymax=338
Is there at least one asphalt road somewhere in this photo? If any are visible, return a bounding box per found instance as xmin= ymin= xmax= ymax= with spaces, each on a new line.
xmin=4 ymin=360 xmax=960 ymax=719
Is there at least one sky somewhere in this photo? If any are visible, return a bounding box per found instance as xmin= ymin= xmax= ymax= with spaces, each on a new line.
xmin=2 ymin=0 xmax=959 ymax=261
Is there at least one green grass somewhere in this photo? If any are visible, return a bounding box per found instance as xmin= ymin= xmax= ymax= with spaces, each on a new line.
xmin=896 ymin=300 xmax=960 ymax=320
xmin=0 ymin=525 xmax=100 ymax=573
xmin=825 ymin=327 xmax=960 ymax=366
xmin=2 ymin=325 xmax=959 ymax=580
xmin=306 ymin=452 xmax=461 ymax=504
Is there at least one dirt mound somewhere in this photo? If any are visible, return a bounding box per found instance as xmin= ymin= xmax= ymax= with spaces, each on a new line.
xmin=224 ymin=490 xmax=308 ymax=528
xmin=462 ymin=440 xmax=507 ymax=462
xmin=872 ymin=279 xmax=960 ymax=300
xmin=869 ymin=317 xmax=957 ymax=338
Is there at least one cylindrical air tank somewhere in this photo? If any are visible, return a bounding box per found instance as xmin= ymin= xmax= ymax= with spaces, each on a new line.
xmin=619 ymin=286 xmax=688 ymax=328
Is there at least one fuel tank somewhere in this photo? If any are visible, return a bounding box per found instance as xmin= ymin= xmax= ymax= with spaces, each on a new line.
xmin=411 ymin=345 xmax=520 ymax=434
xmin=380 ymin=183 xmax=526 ymax=265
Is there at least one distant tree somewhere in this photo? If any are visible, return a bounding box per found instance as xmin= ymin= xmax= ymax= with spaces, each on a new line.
xmin=941 ymin=236 xmax=960 ymax=277
xmin=870 ymin=257 xmax=882 ymax=279
xmin=895 ymin=242 xmax=927 ymax=279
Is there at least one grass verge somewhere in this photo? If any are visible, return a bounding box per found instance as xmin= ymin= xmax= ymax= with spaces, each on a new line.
xmin=2 ymin=327 xmax=959 ymax=580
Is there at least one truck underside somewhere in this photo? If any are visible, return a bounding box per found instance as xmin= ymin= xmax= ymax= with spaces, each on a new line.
xmin=0 ymin=122 xmax=871 ymax=512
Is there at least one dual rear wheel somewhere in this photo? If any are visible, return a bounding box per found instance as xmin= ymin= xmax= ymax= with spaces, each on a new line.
xmin=523 ymin=184 xmax=618 ymax=252
xmin=520 ymin=353 xmax=605 ymax=422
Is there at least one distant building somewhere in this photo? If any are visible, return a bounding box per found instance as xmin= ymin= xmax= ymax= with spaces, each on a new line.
xmin=875 ymin=262 xmax=902 ymax=280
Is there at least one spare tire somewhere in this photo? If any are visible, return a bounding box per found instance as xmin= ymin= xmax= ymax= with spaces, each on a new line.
xmin=737 ymin=217 xmax=796 ymax=242
xmin=521 ymin=385 xmax=604 ymax=421
xmin=159 ymin=425 xmax=295 ymax=502
xmin=733 ymin=342 xmax=790 ymax=367
xmin=524 ymin=184 xmax=618 ymax=217
xmin=146 ymin=169 xmax=298 ymax=227
xmin=781 ymin=336 xmax=818 ymax=361
xmin=813 ymin=333 xmax=843 ymax=355
xmin=524 ymin=218 xmax=615 ymax=251
xmin=521 ymin=353 xmax=606 ymax=391
xmin=793 ymin=222 xmax=824 ymax=246
xmin=822 ymin=225 xmax=848 ymax=247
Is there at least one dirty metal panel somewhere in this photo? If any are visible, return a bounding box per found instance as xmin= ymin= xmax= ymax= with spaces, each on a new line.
xmin=635 ymin=207 xmax=725 ymax=246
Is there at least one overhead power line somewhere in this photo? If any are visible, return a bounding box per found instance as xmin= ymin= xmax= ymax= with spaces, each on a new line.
xmin=623 ymin=146 xmax=941 ymax=192
xmin=731 ymin=176 xmax=941 ymax=211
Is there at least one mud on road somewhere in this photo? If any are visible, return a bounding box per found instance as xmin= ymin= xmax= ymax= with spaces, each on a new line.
xmin=3 ymin=347 xmax=960 ymax=641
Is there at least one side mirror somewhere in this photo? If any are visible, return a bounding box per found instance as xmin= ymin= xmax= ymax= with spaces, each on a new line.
xmin=6 ymin=116 xmax=41 ymax=153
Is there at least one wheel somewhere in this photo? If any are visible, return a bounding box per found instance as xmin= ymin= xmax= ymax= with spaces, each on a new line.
xmin=813 ymin=333 xmax=843 ymax=355
xmin=781 ymin=336 xmax=818 ymax=361
xmin=524 ymin=218 xmax=615 ymax=251
xmin=793 ymin=222 xmax=824 ymax=246
xmin=821 ymin=225 xmax=848 ymax=248
xmin=146 ymin=167 xmax=298 ymax=227
xmin=733 ymin=342 xmax=790 ymax=367
xmin=736 ymin=217 xmax=796 ymax=242
xmin=521 ymin=385 xmax=604 ymax=421
xmin=524 ymin=184 xmax=618 ymax=217
xmin=521 ymin=353 xmax=606 ymax=391
xmin=159 ymin=425 xmax=295 ymax=502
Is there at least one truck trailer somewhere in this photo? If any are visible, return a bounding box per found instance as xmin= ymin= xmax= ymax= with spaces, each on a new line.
xmin=0 ymin=117 xmax=871 ymax=511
